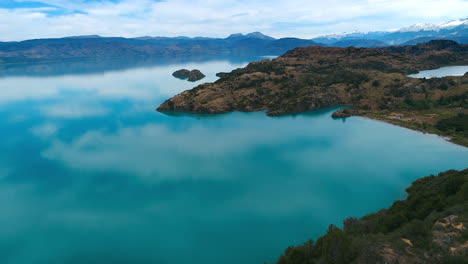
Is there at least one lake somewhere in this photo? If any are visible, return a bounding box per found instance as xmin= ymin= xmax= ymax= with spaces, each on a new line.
xmin=0 ymin=58 xmax=467 ymax=264
xmin=408 ymin=65 xmax=468 ymax=78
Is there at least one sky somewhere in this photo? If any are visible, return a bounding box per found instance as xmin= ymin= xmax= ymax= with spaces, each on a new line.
xmin=0 ymin=0 xmax=467 ymax=41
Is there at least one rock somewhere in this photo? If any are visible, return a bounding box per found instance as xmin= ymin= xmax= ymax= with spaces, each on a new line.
xmin=332 ymin=109 xmax=352 ymax=118
xmin=216 ymin=72 xmax=229 ymax=78
xmin=188 ymin=69 xmax=206 ymax=82
xmin=172 ymin=69 xmax=191 ymax=79
xmin=172 ymin=69 xmax=206 ymax=82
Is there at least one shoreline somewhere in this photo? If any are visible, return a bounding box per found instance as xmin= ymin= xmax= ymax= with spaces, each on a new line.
xmin=355 ymin=115 xmax=457 ymax=144
xmin=353 ymin=112 xmax=468 ymax=148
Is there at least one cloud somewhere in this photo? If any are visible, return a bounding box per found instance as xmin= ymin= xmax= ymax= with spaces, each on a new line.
xmin=0 ymin=0 xmax=467 ymax=41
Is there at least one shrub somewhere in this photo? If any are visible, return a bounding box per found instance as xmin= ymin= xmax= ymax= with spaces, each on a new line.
xmin=436 ymin=114 xmax=468 ymax=134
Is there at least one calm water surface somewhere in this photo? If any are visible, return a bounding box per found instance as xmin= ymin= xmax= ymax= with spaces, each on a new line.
xmin=408 ymin=65 xmax=468 ymax=78
xmin=0 ymin=58 xmax=467 ymax=264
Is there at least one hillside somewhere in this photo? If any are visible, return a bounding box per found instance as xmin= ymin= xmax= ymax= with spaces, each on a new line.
xmin=157 ymin=40 xmax=468 ymax=146
xmin=275 ymin=169 xmax=468 ymax=264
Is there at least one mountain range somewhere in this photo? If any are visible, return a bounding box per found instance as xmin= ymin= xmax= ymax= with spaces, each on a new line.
xmin=0 ymin=18 xmax=467 ymax=64
xmin=313 ymin=18 xmax=468 ymax=46
xmin=0 ymin=32 xmax=319 ymax=64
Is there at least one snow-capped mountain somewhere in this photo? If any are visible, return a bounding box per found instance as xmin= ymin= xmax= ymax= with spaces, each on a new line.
xmin=437 ymin=18 xmax=468 ymax=30
xmin=312 ymin=18 xmax=468 ymax=46
xmin=397 ymin=23 xmax=438 ymax=32
xmin=316 ymin=30 xmax=364 ymax=40
xmin=396 ymin=18 xmax=468 ymax=32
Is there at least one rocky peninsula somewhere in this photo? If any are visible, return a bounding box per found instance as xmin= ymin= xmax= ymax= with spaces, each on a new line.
xmin=158 ymin=40 xmax=468 ymax=146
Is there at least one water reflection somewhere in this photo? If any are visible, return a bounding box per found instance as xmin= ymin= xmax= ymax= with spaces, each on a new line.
xmin=0 ymin=59 xmax=250 ymax=105
xmin=0 ymin=55 xmax=261 ymax=78
xmin=0 ymin=58 xmax=466 ymax=264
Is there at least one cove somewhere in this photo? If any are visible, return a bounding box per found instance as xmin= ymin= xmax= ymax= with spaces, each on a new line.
xmin=0 ymin=58 xmax=466 ymax=264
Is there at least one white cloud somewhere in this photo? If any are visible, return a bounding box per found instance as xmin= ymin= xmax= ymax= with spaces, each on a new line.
xmin=1 ymin=0 xmax=468 ymax=41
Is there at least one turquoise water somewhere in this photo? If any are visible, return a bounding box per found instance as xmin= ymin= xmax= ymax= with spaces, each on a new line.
xmin=0 ymin=58 xmax=467 ymax=264
xmin=408 ymin=65 xmax=468 ymax=78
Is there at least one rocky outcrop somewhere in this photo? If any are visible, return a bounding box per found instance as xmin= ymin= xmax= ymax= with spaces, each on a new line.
xmin=172 ymin=69 xmax=206 ymax=82
xmin=216 ymin=72 xmax=229 ymax=78
xmin=432 ymin=215 xmax=467 ymax=257
xmin=158 ymin=40 xmax=468 ymax=116
xmin=188 ymin=69 xmax=206 ymax=82
xmin=172 ymin=69 xmax=191 ymax=79
xmin=332 ymin=109 xmax=353 ymax=118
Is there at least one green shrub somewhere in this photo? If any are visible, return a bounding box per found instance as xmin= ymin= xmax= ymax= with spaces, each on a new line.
xmin=315 ymin=228 xmax=354 ymax=264
xmin=436 ymin=114 xmax=468 ymax=135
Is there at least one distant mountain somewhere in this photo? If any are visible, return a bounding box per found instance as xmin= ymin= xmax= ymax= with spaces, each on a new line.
xmin=332 ymin=39 xmax=388 ymax=48
xmin=401 ymin=35 xmax=468 ymax=46
xmin=2 ymin=18 xmax=468 ymax=65
xmin=312 ymin=31 xmax=388 ymax=45
xmin=397 ymin=23 xmax=439 ymax=32
xmin=401 ymin=37 xmax=446 ymax=46
xmin=135 ymin=36 xmax=215 ymax=40
xmin=313 ymin=18 xmax=468 ymax=46
xmin=397 ymin=19 xmax=468 ymax=32
xmin=64 ymin=35 xmax=102 ymax=39
xmin=227 ymin=32 xmax=276 ymax=40
xmin=0 ymin=32 xmax=319 ymax=64
xmin=264 ymin=38 xmax=320 ymax=53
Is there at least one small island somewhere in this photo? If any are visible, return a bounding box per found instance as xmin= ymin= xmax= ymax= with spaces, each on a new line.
xmin=172 ymin=69 xmax=206 ymax=82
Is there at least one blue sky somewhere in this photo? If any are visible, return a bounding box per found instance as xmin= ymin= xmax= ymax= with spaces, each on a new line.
xmin=0 ymin=0 xmax=467 ymax=41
